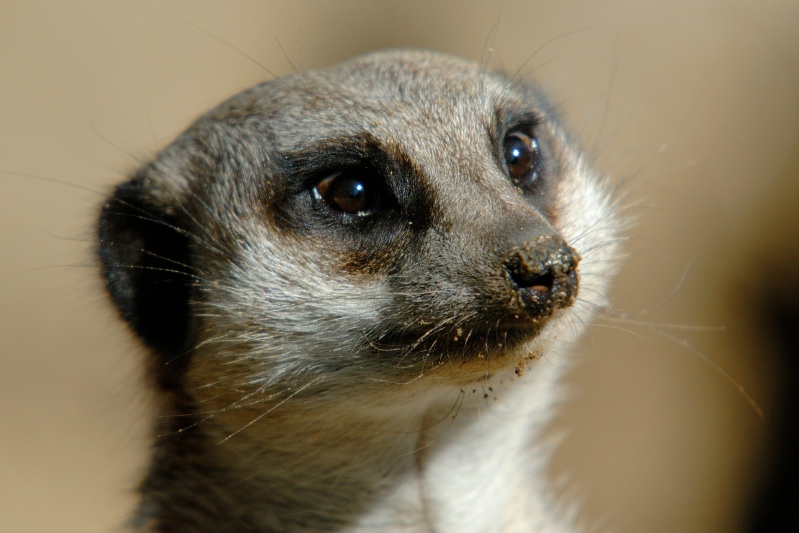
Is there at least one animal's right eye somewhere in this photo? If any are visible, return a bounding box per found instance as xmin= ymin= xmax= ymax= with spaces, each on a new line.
xmin=312 ymin=171 xmax=381 ymax=217
xmin=503 ymin=131 xmax=541 ymax=189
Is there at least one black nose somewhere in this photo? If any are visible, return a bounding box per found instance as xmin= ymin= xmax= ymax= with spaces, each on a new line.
xmin=503 ymin=236 xmax=580 ymax=319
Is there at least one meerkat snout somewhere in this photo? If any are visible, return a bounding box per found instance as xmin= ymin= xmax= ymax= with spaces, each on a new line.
xmin=503 ymin=236 xmax=580 ymax=320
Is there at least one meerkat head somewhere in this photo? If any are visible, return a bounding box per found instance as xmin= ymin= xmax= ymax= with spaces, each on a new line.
xmin=98 ymin=49 xmax=619 ymax=411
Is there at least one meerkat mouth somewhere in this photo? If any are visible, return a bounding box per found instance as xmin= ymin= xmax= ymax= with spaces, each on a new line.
xmin=366 ymin=310 xmax=565 ymax=366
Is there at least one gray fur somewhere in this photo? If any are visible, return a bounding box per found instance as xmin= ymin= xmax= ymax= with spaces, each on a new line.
xmin=98 ymin=49 xmax=622 ymax=532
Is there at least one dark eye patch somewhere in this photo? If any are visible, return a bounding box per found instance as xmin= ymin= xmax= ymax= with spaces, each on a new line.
xmin=270 ymin=131 xmax=436 ymax=238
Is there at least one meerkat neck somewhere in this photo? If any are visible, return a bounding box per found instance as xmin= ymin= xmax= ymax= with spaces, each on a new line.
xmin=139 ymin=364 xmax=569 ymax=532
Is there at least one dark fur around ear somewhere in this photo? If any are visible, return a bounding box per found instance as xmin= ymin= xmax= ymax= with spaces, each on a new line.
xmin=98 ymin=174 xmax=193 ymax=387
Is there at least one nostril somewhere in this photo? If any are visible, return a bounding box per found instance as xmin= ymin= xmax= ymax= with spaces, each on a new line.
xmin=528 ymin=273 xmax=554 ymax=294
xmin=509 ymin=268 xmax=554 ymax=293
xmin=503 ymin=237 xmax=580 ymax=319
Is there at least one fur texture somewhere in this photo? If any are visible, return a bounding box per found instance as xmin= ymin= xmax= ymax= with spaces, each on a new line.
xmin=99 ymin=50 xmax=621 ymax=532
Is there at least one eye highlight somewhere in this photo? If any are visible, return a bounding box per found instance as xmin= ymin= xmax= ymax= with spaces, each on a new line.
xmin=312 ymin=171 xmax=381 ymax=216
xmin=503 ymin=131 xmax=541 ymax=188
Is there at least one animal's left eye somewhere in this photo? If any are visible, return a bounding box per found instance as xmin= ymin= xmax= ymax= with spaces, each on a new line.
xmin=312 ymin=171 xmax=381 ymax=216
xmin=503 ymin=131 xmax=541 ymax=188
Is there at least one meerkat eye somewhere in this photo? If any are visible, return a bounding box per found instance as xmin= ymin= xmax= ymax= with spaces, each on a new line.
xmin=312 ymin=171 xmax=381 ymax=216
xmin=503 ymin=131 xmax=541 ymax=187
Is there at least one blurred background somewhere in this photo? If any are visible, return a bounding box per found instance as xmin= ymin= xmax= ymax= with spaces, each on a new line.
xmin=1 ymin=1 xmax=797 ymax=532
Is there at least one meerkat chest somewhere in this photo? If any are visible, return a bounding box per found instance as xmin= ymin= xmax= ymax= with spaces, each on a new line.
xmin=348 ymin=365 xmax=568 ymax=533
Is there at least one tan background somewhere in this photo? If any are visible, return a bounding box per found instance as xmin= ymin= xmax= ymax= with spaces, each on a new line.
xmin=1 ymin=1 xmax=797 ymax=532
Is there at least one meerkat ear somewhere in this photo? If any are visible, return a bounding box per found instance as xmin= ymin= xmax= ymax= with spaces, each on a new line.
xmin=98 ymin=174 xmax=193 ymax=365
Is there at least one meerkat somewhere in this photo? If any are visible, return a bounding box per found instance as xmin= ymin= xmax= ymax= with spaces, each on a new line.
xmin=98 ymin=49 xmax=621 ymax=532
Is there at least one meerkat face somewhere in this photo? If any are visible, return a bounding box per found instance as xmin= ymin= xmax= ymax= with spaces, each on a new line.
xmin=99 ymin=50 xmax=619 ymax=401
